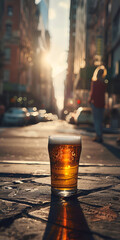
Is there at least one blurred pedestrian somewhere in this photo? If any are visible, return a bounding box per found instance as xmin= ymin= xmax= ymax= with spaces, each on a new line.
xmin=88 ymin=65 xmax=107 ymax=143
xmin=0 ymin=103 xmax=5 ymax=125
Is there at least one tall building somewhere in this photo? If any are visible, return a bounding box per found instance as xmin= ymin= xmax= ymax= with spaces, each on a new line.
xmin=86 ymin=0 xmax=105 ymax=67
xmin=64 ymin=0 xmax=106 ymax=111
xmin=64 ymin=0 xmax=78 ymax=111
xmin=36 ymin=0 xmax=56 ymax=112
xmin=73 ymin=0 xmax=87 ymax=108
xmin=0 ymin=0 xmax=57 ymax=112
xmin=64 ymin=0 xmax=87 ymax=110
xmin=0 ymin=0 xmax=40 ymax=108
xmin=75 ymin=0 xmax=105 ymax=107
xmin=104 ymin=0 xmax=120 ymax=105
xmin=0 ymin=0 xmax=4 ymax=95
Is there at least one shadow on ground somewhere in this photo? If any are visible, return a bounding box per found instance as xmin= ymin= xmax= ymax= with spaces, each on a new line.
xmin=42 ymin=195 xmax=94 ymax=240
xmin=102 ymin=142 xmax=120 ymax=159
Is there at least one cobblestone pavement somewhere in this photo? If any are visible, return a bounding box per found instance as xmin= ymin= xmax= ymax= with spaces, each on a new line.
xmin=0 ymin=163 xmax=120 ymax=239
xmin=0 ymin=123 xmax=120 ymax=240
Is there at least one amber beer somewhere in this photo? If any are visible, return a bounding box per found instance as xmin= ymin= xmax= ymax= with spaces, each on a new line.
xmin=48 ymin=135 xmax=82 ymax=197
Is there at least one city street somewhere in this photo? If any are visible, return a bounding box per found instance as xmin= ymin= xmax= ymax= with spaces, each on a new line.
xmin=0 ymin=0 xmax=120 ymax=239
xmin=0 ymin=120 xmax=120 ymax=164
xmin=0 ymin=120 xmax=120 ymax=239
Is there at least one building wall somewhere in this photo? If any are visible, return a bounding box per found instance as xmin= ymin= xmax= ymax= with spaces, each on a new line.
xmin=105 ymin=0 xmax=120 ymax=99
xmin=2 ymin=0 xmax=20 ymax=86
xmin=65 ymin=0 xmax=120 ymax=112
xmin=64 ymin=0 xmax=77 ymax=110
xmin=64 ymin=0 xmax=106 ymax=111
xmin=111 ymin=0 xmax=120 ymax=76
xmin=86 ymin=0 xmax=105 ymax=67
xmin=73 ymin=0 xmax=87 ymax=108
xmin=0 ymin=0 xmax=40 ymax=108
xmin=35 ymin=0 xmax=56 ymax=112
xmin=74 ymin=0 xmax=86 ymax=74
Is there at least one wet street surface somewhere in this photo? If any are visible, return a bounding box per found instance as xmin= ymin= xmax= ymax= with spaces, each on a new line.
xmin=0 ymin=120 xmax=120 ymax=239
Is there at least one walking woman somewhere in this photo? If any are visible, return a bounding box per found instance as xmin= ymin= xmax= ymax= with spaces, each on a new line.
xmin=88 ymin=65 xmax=107 ymax=143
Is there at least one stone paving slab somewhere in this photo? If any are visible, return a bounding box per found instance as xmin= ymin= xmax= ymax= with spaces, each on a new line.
xmin=0 ymin=162 xmax=50 ymax=175
xmin=79 ymin=191 xmax=120 ymax=240
xmin=0 ymin=199 xmax=29 ymax=221
xmin=0 ymin=161 xmax=120 ymax=175
xmin=0 ymin=217 xmax=46 ymax=240
xmin=29 ymin=199 xmax=120 ymax=240
xmin=0 ymin=162 xmax=120 ymax=240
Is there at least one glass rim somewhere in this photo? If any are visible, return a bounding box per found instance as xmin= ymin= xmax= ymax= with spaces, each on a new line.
xmin=48 ymin=135 xmax=82 ymax=145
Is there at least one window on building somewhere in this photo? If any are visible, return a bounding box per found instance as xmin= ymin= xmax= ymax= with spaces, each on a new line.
xmin=3 ymin=70 xmax=10 ymax=82
xmin=108 ymin=2 xmax=111 ymax=13
xmin=7 ymin=6 xmax=13 ymax=16
xmin=6 ymin=24 xmax=12 ymax=37
xmin=106 ymin=1 xmax=111 ymax=16
xmin=115 ymin=61 xmax=120 ymax=75
xmin=73 ymin=14 xmax=76 ymax=20
xmin=108 ymin=54 xmax=112 ymax=68
xmin=73 ymin=4 xmax=77 ymax=9
xmin=81 ymin=0 xmax=84 ymax=8
xmin=72 ymin=32 xmax=76 ymax=37
xmin=105 ymin=31 xmax=108 ymax=45
xmin=113 ymin=11 xmax=120 ymax=41
xmin=105 ymin=27 xmax=111 ymax=46
xmin=4 ymin=48 xmax=11 ymax=60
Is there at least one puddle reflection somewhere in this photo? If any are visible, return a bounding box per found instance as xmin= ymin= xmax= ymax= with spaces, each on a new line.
xmin=43 ymin=195 xmax=94 ymax=240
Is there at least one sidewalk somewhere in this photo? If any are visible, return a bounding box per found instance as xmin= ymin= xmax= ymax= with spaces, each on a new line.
xmin=74 ymin=123 xmax=120 ymax=134
xmin=0 ymin=137 xmax=120 ymax=239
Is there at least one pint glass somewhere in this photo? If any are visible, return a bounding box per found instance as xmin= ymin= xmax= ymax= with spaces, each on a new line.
xmin=48 ymin=135 xmax=82 ymax=197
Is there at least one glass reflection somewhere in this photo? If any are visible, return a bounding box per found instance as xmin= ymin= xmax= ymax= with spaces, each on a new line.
xmin=42 ymin=196 xmax=94 ymax=240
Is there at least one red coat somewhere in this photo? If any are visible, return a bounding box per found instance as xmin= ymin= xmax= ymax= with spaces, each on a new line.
xmin=89 ymin=79 xmax=106 ymax=108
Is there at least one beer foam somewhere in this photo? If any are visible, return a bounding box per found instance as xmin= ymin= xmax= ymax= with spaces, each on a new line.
xmin=49 ymin=135 xmax=81 ymax=145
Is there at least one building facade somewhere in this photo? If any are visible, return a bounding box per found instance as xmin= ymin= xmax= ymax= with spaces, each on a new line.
xmin=73 ymin=0 xmax=87 ymax=109
xmin=0 ymin=0 xmax=40 ymax=108
xmin=64 ymin=0 xmax=87 ymax=111
xmin=64 ymin=0 xmax=106 ymax=111
xmin=64 ymin=0 xmax=77 ymax=111
xmin=35 ymin=0 xmax=56 ymax=112
xmin=104 ymin=0 xmax=120 ymax=106
xmin=75 ymin=0 xmax=105 ymax=108
xmin=0 ymin=0 xmax=57 ymax=113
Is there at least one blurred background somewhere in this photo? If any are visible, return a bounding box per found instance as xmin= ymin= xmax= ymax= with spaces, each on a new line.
xmin=0 ymin=0 xmax=120 ymax=128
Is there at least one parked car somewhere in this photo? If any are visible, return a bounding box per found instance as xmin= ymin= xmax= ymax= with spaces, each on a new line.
xmin=52 ymin=114 xmax=58 ymax=121
xmin=38 ymin=109 xmax=47 ymax=122
xmin=38 ymin=110 xmax=58 ymax=122
xmin=45 ymin=113 xmax=57 ymax=121
xmin=74 ymin=107 xmax=94 ymax=125
xmin=27 ymin=107 xmax=39 ymax=124
xmin=66 ymin=112 xmax=75 ymax=124
xmin=2 ymin=107 xmax=30 ymax=126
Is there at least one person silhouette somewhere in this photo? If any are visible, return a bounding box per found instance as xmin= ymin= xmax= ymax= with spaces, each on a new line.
xmin=88 ymin=65 xmax=107 ymax=143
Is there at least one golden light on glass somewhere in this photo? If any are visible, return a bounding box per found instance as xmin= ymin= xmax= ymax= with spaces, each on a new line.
xmin=48 ymin=135 xmax=82 ymax=197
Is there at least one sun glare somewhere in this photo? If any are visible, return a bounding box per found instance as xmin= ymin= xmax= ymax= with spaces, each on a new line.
xmin=45 ymin=53 xmax=51 ymax=65
xmin=42 ymin=53 xmax=51 ymax=66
